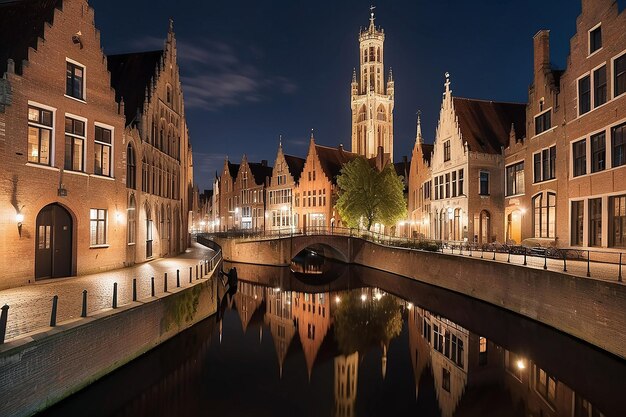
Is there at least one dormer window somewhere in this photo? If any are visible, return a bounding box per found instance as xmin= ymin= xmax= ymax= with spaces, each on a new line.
xmin=589 ymin=25 xmax=602 ymax=55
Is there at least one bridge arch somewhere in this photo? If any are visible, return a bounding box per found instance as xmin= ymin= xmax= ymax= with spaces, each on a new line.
xmin=289 ymin=235 xmax=350 ymax=264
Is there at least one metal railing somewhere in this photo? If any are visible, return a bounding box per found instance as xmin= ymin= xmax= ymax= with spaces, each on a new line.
xmin=201 ymin=227 xmax=625 ymax=283
xmin=0 ymin=250 xmax=222 ymax=345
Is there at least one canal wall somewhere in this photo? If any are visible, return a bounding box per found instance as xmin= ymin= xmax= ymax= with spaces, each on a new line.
xmin=0 ymin=270 xmax=219 ymax=417
xmin=214 ymin=235 xmax=626 ymax=360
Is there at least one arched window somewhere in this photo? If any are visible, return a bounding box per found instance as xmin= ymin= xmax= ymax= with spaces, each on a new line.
xmin=166 ymin=205 xmax=171 ymax=240
xmin=533 ymin=192 xmax=556 ymax=238
xmin=141 ymin=157 xmax=148 ymax=192
xmin=126 ymin=144 xmax=136 ymax=189
xmin=480 ymin=210 xmax=491 ymax=244
xmin=377 ymin=105 xmax=386 ymax=121
xmin=159 ymin=124 xmax=164 ymax=150
xmin=128 ymin=194 xmax=136 ymax=244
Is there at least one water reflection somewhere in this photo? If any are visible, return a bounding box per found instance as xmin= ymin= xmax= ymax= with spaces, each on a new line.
xmin=40 ymin=259 xmax=625 ymax=417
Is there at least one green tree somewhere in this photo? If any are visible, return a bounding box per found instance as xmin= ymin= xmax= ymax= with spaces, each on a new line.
xmin=336 ymin=157 xmax=407 ymax=230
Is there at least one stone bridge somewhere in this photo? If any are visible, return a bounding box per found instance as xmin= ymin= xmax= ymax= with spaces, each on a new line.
xmin=213 ymin=234 xmax=356 ymax=266
xmin=210 ymin=233 xmax=626 ymax=360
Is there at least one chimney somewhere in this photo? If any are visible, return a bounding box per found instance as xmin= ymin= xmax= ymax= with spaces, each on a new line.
xmin=533 ymin=30 xmax=550 ymax=75
xmin=261 ymin=159 xmax=267 ymax=167
xmin=403 ymin=155 xmax=408 ymax=165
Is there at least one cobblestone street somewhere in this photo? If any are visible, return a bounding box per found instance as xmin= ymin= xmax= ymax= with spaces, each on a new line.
xmin=0 ymin=243 xmax=215 ymax=341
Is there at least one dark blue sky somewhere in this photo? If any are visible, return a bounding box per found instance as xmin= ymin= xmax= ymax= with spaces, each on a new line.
xmin=90 ymin=0 xmax=623 ymax=191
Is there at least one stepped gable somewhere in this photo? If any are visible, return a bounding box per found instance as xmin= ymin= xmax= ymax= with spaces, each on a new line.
xmin=107 ymin=50 xmax=164 ymax=125
xmin=452 ymin=98 xmax=526 ymax=154
xmin=0 ymin=0 xmax=63 ymax=76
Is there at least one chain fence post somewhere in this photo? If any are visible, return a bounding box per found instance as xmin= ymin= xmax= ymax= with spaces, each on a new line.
xmin=81 ymin=290 xmax=88 ymax=317
xmin=50 ymin=295 xmax=58 ymax=327
xmin=0 ymin=305 xmax=9 ymax=344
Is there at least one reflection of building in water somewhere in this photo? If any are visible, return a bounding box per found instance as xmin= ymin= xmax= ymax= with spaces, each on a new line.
xmin=407 ymin=304 xmax=607 ymax=417
xmin=233 ymin=281 xmax=265 ymax=334
xmin=334 ymin=352 xmax=359 ymax=417
xmin=502 ymin=349 xmax=606 ymax=417
xmin=264 ymin=288 xmax=296 ymax=377
xmin=293 ymin=291 xmax=332 ymax=378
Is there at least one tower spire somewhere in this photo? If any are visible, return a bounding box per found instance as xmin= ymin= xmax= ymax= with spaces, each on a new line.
xmin=369 ymin=5 xmax=376 ymax=30
xmin=279 ymin=134 xmax=283 ymax=149
xmin=416 ymin=110 xmax=423 ymax=144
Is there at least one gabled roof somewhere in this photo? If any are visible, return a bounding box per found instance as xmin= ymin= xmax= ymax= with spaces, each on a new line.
xmin=422 ymin=144 xmax=434 ymax=164
xmin=107 ymin=50 xmax=164 ymax=125
xmin=284 ymin=154 xmax=305 ymax=183
xmin=452 ymin=98 xmax=526 ymax=154
xmin=248 ymin=162 xmax=273 ymax=185
xmin=0 ymin=0 xmax=63 ymax=76
xmin=227 ymin=162 xmax=240 ymax=180
xmin=315 ymin=145 xmax=360 ymax=184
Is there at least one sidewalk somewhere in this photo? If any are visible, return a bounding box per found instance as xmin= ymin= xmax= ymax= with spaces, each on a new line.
xmin=0 ymin=242 xmax=214 ymax=342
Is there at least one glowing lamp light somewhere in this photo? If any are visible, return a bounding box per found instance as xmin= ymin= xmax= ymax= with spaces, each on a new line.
xmin=281 ymin=205 xmax=288 ymax=211
xmin=360 ymin=294 xmax=367 ymax=302
xmin=15 ymin=213 xmax=24 ymax=223
xmin=335 ymin=296 xmax=341 ymax=304
xmin=407 ymin=302 xmax=414 ymax=310
xmin=520 ymin=208 xmax=527 ymax=215
xmin=516 ymin=359 xmax=526 ymax=370
xmin=375 ymin=292 xmax=383 ymax=301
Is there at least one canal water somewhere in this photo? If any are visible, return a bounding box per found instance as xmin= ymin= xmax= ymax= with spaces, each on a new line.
xmin=40 ymin=253 xmax=626 ymax=417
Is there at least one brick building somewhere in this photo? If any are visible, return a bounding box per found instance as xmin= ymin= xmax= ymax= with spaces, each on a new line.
xmin=217 ymin=159 xmax=239 ymax=231
xmin=234 ymin=155 xmax=272 ymax=231
xmin=407 ymin=113 xmax=433 ymax=238
xmin=429 ymin=74 xmax=525 ymax=244
xmin=107 ymin=20 xmax=193 ymax=263
xmin=267 ymin=139 xmax=305 ymax=233
xmin=0 ymin=0 xmax=129 ymax=289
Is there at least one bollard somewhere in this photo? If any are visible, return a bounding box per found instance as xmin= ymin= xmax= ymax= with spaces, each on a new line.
xmin=0 ymin=304 xmax=9 ymax=344
xmin=132 ymin=279 xmax=137 ymax=302
xmin=200 ymin=263 xmax=203 ymax=277
xmin=112 ymin=283 xmax=118 ymax=309
xmin=189 ymin=266 xmax=192 ymax=284
xmin=151 ymin=277 xmax=155 ymax=297
xmin=587 ymin=251 xmax=591 ymax=277
xmin=164 ymin=273 xmax=168 ymax=292
xmin=619 ymin=253 xmax=623 ymax=283
xmin=563 ymin=253 xmax=567 ymax=273
xmin=81 ymin=290 xmax=88 ymax=317
xmin=481 ymin=248 xmax=484 ymax=259
xmin=507 ymin=249 xmax=511 ymax=263
xmin=469 ymin=246 xmax=472 ymax=257
xmin=543 ymin=251 xmax=548 ymax=270
xmin=50 ymin=295 xmax=58 ymax=327
xmin=493 ymin=249 xmax=496 ymax=261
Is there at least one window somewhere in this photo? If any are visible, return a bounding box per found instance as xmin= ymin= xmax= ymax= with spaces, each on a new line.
xmin=479 ymin=337 xmax=488 ymax=366
xmin=442 ymin=369 xmax=451 ymax=392
xmin=535 ymin=110 xmax=552 ymax=135
xmin=445 ymin=173 xmax=450 ymax=198
xmin=535 ymin=367 xmax=557 ymax=407
xmin=610 ymin=195 xmax=626 ymax=248
xmin=615 ymin=54 xmax=626 ymax=98
xmin=579 ymin=75 xmax=591 ymax=115
xmin=589 ymin=198 xmax=602 ymax=247
xmin=142 ymin=158 xmax=148 ymax=192
xmin=612 ymin=123 xmax=626 ymax=168
xmin=458 ymin=169 xmax=464 ymax=196
xmin=443 ymin=140 xmax=451 ymax=162
xmin=64 ymin=117 xmax=85 ymax=172
xmin=27 ymin=106 xmax=53 ymax=165
xmin=505 ymin=162 xmax=524 ymax=197
xmin=128 ymin=195 xmax=136 ymax=244
xmin=590 ymin=25 xmax=602 ymax=54
xmin=479 ymin=171 xmax=489 ymax=196
xmin=594 ymin=66 xmax=607 ymax=107
xmin=433 ymin=325 xmax=443 ymax=353
xmin=573 ymin=139 xmax=587 ymax=177
xmin=534 ymin=146 xmax=556 ymax=182
xmin=451 ymin=171 xmax=457 ymax=197
xmin=572 ymin=201 xmax=584 ymax=246
xmin=505 ymin=350 xmax=523 ymax=381
xmin=127 ymin=144 xmax=136 ymax=189
xmin=591 ymin=132 xmax=606 ymax=173
xmin=434 ymin=177 xmax=439 ymax=200
xmin=90 ymin=208 xmax=107 ymax=246
xmin=94 ymin=125 xmax=112 ymax=176
xmin=533 ymin=192 xmax=556 ymax=238
xmin=66 ymin=61 xmax=85 ymax=100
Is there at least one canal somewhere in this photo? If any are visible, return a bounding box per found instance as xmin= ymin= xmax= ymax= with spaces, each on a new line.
xmin=39 ymin=253 xmax=626 ymax=417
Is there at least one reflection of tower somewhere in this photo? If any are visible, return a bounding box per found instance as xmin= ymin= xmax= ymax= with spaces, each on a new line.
xmin=265 ymin=288 xmax=296 ymax=378
xmin=334 ymin=352 xmax=359 ymax=417
xmin=351 ymin=7 xmax=394 ymax=160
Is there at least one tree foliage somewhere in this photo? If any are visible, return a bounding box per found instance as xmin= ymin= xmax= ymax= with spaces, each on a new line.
xmin=336 ymin=157 xmax=407 ymax=230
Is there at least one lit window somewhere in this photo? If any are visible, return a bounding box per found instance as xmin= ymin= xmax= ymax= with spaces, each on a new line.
xmin=443 ymin=140 xmax=451 ymax=162
xmin=505 ymin=162 xmax=524 ymax=197
xmin=64 ymin=117 xmax=85 ymax=172
xmin=612 ymin=123 xmax=626 ymax=168
xmin=27 ymin=106 xmax=53 ymax=165
xmin=90 ymin=208 xmax=107 ymax=246
xmin=610 ymin=195 xmax=626 ymax=248
xmin=533 ymin=192 xmax=556 ymax=238
xmin=479 ymin=171 xmax=489 ymax=196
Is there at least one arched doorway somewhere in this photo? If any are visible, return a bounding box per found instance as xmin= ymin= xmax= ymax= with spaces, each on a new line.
xmin=479 ymin=210 xmax=491 ymax=244
xmin=35 ymin=203 xmax=73 ymax=279
xmin=146 ymin=205 xmax=153 ymax=258
xmin=507 ymin=210 xmax=522 ymax=244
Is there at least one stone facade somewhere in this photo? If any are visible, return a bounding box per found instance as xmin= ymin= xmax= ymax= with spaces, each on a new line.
xmin=350 ymin=10 xmax=394 ymax=160
xmin=0 ymin=0 xmax=128 ymax=289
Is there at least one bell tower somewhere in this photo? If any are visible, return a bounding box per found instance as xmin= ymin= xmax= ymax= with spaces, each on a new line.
xmin=351 ymin=6 xmax=394 ymax=161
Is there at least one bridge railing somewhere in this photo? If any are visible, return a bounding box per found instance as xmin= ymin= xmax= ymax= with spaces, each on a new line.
xmin=199 ymin=227 xmax=625 ymax=283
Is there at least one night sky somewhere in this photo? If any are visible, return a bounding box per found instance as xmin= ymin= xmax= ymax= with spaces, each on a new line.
xmin=89 ymin=0 xmax=624 ymax=191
